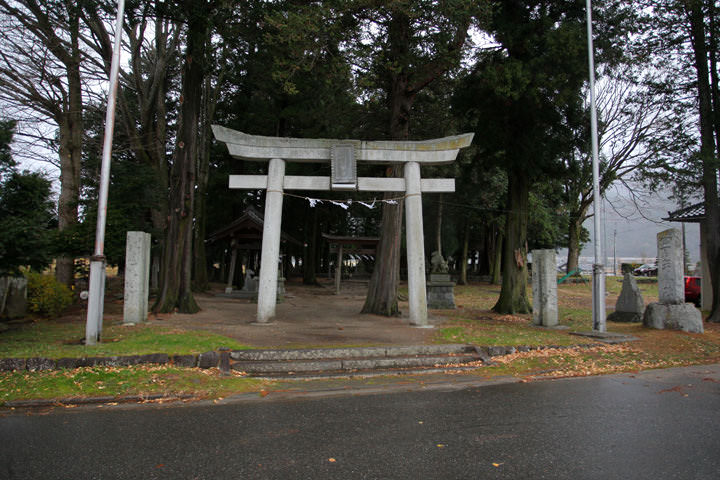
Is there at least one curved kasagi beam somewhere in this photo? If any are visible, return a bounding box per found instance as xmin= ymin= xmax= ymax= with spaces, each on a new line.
xmin=212 ymin=125 xmax=474 ymax=165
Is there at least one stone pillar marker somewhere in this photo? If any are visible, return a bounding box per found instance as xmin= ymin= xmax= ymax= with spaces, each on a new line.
xmin=531 ymin=249 xmax=558 ymax=327
xmin=643 ymin=228 xmax=703 ymax=333
xmin=657 ymin=228 xmax=684 ymax=304
xmin=123 ymin=231 xmax=151 ymax=325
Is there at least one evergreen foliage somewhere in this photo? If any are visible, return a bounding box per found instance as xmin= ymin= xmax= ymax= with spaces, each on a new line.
xmin=0 ymin=121 xmax=56 ymax=276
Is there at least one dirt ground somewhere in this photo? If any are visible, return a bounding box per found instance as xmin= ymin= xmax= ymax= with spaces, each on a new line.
xmin=147 ymin=278 xmax=445 ymax=348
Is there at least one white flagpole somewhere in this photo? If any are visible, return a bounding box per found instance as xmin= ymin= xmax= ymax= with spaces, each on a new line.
xmin=85 ymin=0 xmax=126 ymax=345
xmin=586 ymin=0 xmax=606 ymax=332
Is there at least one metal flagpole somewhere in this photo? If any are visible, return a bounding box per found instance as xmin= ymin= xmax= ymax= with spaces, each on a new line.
xmin=586 ymin=0 xmax=606 ymax=332
xmin=85 ymin=0 xmax=126 ymax=345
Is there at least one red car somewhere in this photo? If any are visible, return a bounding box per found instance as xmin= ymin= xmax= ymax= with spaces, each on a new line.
xmin=685 ymin=276 xmax=701 ymax=307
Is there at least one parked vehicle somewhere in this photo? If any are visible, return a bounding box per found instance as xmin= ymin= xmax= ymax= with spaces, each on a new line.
xmin=633 ymin=263 xmax=658 ymax=276
xmin=685 ymin=276 xmax=701 ymax=307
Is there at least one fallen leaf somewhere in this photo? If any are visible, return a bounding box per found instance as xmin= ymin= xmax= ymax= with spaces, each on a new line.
xmin=328 ymin=458 xmax=336 ymax=463
xmin=492 ymin=462 xmax=504 ymax=467
xmin=436 ymin=444 xmax=445 ymax=448
xmin=260 ymin=390 xmax=269 ymax=397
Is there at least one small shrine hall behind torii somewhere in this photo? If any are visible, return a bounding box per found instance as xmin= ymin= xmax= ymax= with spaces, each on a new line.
xmin=213 ymin=126 xmax=473 ymax=326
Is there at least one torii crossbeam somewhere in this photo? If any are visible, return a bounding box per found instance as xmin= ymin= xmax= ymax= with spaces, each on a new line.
xmin=213 ymin=126 xmax=473 ymax=326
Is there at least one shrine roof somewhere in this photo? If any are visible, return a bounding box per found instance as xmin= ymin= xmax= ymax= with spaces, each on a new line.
xmin=663 ymin=202 xmax=705 ymax=223
xmin=207 ymin=207 xmax=301 ymax=245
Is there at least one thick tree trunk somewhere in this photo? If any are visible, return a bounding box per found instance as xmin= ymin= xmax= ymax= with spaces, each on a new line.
xmin=435 ymin=194 xmax=443 ymax=256
xmin=303 ymin=206 xmax=319 ymax=285
xmin=192 ymin=76 xmax=214 ymax=292
xmin=154 ymin=6 xmax=206 ymax=313
xmin=493 ymin=169 xmax=531 ymax=313
xmin=689 ymin=3 xmax=720 ymax=322
xmin=362 ymin=187 xmax=404 ymax=316
xmin=458 ymin=218 xmax=469 ymax=285
xmin=55 ymin=5 xmax=82 ymax=287
xmin=566 ymin=215 xmax=582 ymax=274
xmin=491 ymin=231 xmax=503 ymax=285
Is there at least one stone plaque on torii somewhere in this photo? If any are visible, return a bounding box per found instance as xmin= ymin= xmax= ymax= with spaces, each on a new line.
xmin=212 ymin=125 xmax=473 ymax=326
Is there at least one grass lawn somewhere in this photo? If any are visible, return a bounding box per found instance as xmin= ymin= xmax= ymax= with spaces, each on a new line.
xmin=436 ymin=277 xmax=720 ymax=379
xmin=0 ymin=317 xmax=249 ymax=359
xmin=0 ymin=366 xmax=268 ymax=404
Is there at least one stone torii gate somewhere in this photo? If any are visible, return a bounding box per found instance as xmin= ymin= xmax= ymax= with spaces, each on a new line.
xmin=212 ymin=125 xmax=473 ymax=326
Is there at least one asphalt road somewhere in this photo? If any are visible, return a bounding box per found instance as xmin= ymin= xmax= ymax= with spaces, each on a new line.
xmin=2 ymin=365 xmax=719 ymax=480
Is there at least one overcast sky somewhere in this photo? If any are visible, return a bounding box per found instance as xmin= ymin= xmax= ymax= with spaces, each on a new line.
xmin=582 ymin=185 xmax=701 ymax=265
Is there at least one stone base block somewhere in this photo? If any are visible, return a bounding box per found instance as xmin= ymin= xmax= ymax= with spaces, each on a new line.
xmin=642 ymin=302 xmax=704 ymax=333
xmin=427 ymin=282 xmax=456 ymax=309
xmin=607 ymin=311 xmax=643 ymax=323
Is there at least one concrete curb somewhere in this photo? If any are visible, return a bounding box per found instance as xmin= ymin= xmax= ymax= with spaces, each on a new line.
xmin=4 ymin=393 xmax=196 ymax=409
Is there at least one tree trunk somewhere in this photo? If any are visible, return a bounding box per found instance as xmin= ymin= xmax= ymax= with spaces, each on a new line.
xmin=154 ymin=5 xmax=206 ymax=313
xmin=303 ymin=205 xmax=318 ymax=285
xmin=689 ymin=3 xmax=720 ymax=322
xmin=491 ymin=231 xmax=503 ymax=285
xmin=566 ymin=215 xmax=583 ymax=274
xmin=192 ymin=75 xmax=214 ymax=292
xmin=493 ymin=169 xmax=531 ymax=313
xmin=55 ymin=4 xmax=82 ymax=286
xmin=435 ymin=193 xmax=443 ymax=256
xmin=362 ymin=187 xmax=404 ymax=316
xmin=458 ymin=218 xmax=469 ymax=285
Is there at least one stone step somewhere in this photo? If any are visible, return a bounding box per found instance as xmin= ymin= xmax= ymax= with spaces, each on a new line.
xmin=230 ymin=344 xmax=474 ymax=362
xmin=231 ymin=352 xmax=481 ymax=376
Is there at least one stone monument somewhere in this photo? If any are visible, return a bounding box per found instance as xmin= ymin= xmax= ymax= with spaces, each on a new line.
xmin=643 ymin=228 xmax=703 ymax=333
xmin=427 ymin=251 xmax=455 ymax=309
xmin=0 ymin=276 xmax=27 ymax=319
xmin=531 ymin=249 xmax=558 ymax=327
xmin=123 ymin=231 xmax=151 ymax=325
xmin=607 ymin=273 xmax=644 ymax=322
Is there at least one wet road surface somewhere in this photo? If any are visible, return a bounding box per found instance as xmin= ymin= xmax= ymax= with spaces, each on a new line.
xmin=2 ymin=364 xmax=719 ymax=479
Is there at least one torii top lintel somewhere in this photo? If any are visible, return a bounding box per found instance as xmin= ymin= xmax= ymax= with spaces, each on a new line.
xmin=212 ymin=125 xmax=474 ymax=165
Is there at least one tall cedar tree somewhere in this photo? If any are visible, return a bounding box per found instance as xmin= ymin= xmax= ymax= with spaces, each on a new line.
xmin=154 ymin=1 xmax=213 ymax=313
xmin=455 ymin=1 xmax=590 ymax=313
xmin=360 ymin=1 xmax=484 ymax=316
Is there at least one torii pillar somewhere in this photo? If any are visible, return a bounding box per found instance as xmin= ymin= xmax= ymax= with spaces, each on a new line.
xmin=213 ymin=126 xmax=473 ymax=325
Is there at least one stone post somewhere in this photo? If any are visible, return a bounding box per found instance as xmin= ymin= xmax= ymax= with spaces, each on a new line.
xmin=256 ymin=158 xmax=285 ymax=324
xmin=657 ymin=228 xmax=684 ymax=304
xmin=531 ymin=249 xmax=558 ymax=327
xmin=404 ymin=161 xmax=429 ymax=327
xmin=123 ymin=231 xmax=151 ymax=324
xmin=643 ymin=228 xmax=703 ymax=333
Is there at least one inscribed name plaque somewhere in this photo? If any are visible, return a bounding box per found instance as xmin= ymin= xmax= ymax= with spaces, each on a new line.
xmin=331 ymin=144 xmax=357 ymax=190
